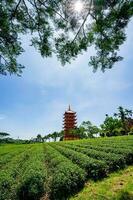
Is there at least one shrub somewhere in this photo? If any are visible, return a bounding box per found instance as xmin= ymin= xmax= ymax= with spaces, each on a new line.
xmin=118 ymin=191 xmax=133 ymax=200
xmin=18 ymin=168 xmax=46 ymax=200
xmin=50 ymin=144 xmax=108 ymax=180
xmin=0 ymin=173 xmax=14 ymax=200
xmin=0 ymin=144 xmax=46 ymax=200
xmin=72 ymin=144 xmax=133 ymax=165
xmin=17 ymin=146 xmax=47 ymax=200
xmin=61 ymin=144 xmax=126 ymax=171
xmin=44 ymin=144 xmax=86 ymax=199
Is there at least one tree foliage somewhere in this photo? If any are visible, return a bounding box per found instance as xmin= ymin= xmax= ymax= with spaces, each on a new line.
xmin=100 ymin=115 xmax=123 ymax=137
xmin=40 ymin=130 xmax=64 ymax=142
xmin=0 ymin=132 xmax=10 ymax=137
xmin=100 ymin=107 xmax=133 ymax=137
xmin=36 ymin=134 xmax=42 ymax=142
xmin=114 ymin=106 xmax=133 ymax=132
xmin=80 ymin=120 xmax=99 ymax=138
xmin=69 ymin=121 xmax=99 ymax=139
xmin=0 ymin=0 xmax=133 ymax=75
xmin=69 ymin=127 xmax=87 ymax=139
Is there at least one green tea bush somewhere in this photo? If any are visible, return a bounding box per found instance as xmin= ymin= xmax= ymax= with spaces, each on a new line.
xmin=61 ymin=144 xmax=126 ymax=171
xmin=95 ymin=144 xmax=133 ymax=156
xmin=0 ymin=148 xmax=28 ymax=169
xmin=92 ymin=146 xmax=133 ymax=165
xmin=51 ymin=144 xmax=108 ymax=180
xmin=70 ymin=143 xmax=133 ymax=165
xmin=0 ymin=150 xmax=31 ymax=200
xmin=0 ymin=145 xmax=46 ymax=200
xmin=44 ymin=144 xmax=86 ymax=200
xmin=17 ymin=146 xmax=47 ymax=200
xmin=0 ymin=173 xmax=14 ymax=200
xmin=18 ymin=167 xmax=46 ymax=200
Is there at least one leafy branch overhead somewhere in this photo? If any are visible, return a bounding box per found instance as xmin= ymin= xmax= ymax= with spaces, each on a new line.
xmin=0 ymin=0 xmax=133 ymax=75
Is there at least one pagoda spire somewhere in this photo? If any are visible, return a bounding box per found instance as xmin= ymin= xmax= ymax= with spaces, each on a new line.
xmin=68 ymin=104 xmax=71 ymax=111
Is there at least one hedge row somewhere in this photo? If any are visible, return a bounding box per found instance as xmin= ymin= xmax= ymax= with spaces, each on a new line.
xmin=0 ymin=144 xmax=46 ymax=200
xmin=17 ymin=145 xmax=47 ymax=200
xmin=90 ymin=139 xmax=133 ymax=147
xmin=59 ymin=143 xmax=126 ymax=171
xmin=43 ymin=144 xmax=86 ymax=200
xmin=0 ymin=149 xmax=32 ymax=200
xmin=66 ymin=143 xmax=133 ymax=165
xmin=0 ymin=144 xmax=25 ymax=156
xmin=67 ymin=140 xmax=133 ymax=149
xmin=50 ymin=143 xmax=108 ymax=180
xmin=0 ymin=145 xmax=33 ymax=169
xmin=63 ymin=137 xmax=133 ymax=155
xmin=97 ymin=143 xmax=133 ymax=150
xmin=66 ymin=136 xmax=133 ymax=147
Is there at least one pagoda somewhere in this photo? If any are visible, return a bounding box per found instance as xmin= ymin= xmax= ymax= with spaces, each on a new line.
xmin=63 ymin=105 xmax=79 ymax=140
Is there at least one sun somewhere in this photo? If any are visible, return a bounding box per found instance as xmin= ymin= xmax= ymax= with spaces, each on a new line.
xmin=74 ymin=1 xmax=83 ymax=13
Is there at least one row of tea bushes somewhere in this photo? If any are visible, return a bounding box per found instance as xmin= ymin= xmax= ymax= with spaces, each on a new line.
xmin=65 ymin=141 xmax=133 ymax=165
xmin=17 ymin=145 xmax=47 ymax=200
xmin=58 ymin=144 xmax=126 ymax=171
xmin=50 ymin=143 xmax=108 ymax=180
xmin=43 ymin=144 xmax=86 ymax=200
xmin=66 ymin=140 xmax=133 ymax=150
xmin=74 ymin=144 xmax=133 ymax=165
xmin=0 ymin=145 xmax=33 ymax=169
xmin=97 ymin=143 xmax=133 ymax=151
xmin=0 ymin=148 xmax=33 ymax=200
xmin=46 ymin=137 xmax=133 ymax=199
xmin=66 ymin=135 xmax=133 ymax=146
xmin=0 ymin=144 xmax=26 ymax=156
xmin=0 ymin=145 xmax=47 ymax=200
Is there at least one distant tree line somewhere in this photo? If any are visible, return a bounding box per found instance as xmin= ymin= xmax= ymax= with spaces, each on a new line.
xmin=63 ymin=106 xmax=133 ymax=139
xmin=1 ymin=106 xmax=133 ymax=144
xmin=0 ymin=132 xmax=30 ymax=144
xmin=34 ymin=106 xmax=133 ymax=142
xmin=35 ymin=130 xmax=64 ymax=143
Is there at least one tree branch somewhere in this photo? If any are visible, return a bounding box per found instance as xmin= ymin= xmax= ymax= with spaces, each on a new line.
xmin=38 ymin=0 xmax=69 ymax=23
xmin=10 ymin=0 xmax=22 ymax=20
xmin=33 ymin=0 xmax=43 ymax=41
xmin=22 ymin=0 xmax=34 ymax=22
xmin=0 ymin=54 xmax=8 ymax=65
xmin=71 ymin=0 xmax=93 ymax=44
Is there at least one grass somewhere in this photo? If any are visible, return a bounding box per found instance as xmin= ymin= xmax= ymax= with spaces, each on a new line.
xmin=71 ymin=166 xmax=133 ymax=200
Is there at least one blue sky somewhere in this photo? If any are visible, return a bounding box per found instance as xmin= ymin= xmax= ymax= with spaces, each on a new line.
xmin=0 ymin=20 xmax=133 ymax=139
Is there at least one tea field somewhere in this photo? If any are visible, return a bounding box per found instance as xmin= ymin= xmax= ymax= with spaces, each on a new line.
xmin=0 ymin=136 xmax=133 ymax=200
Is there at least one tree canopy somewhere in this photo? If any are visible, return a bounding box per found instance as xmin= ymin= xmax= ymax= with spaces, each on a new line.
xmin=0 ymin=0 xmax=133 ymax=75
xmin=100 ymin=115 xmax=123 ymax=137
xmin=114 ymin=106 xmax=133 ymax=132
xmin=100 ymin=107 xmax=133 ymax=137
xmin=80 ymin=120 xmax=99 ymax=138
xmin=0 ymin=132 xmax=10 ymax=137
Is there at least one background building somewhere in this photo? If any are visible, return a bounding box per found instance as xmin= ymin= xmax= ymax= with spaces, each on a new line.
xmin=63 ymin=105 xmax=79 ymax=140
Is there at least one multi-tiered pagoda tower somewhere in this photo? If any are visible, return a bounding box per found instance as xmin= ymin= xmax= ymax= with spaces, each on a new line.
xmin=63 ymin=105 xmax=79 ymax=140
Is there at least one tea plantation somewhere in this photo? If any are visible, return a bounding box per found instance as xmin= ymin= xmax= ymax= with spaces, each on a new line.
xmin=0 ymin=136 xmax=133 ymax=200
